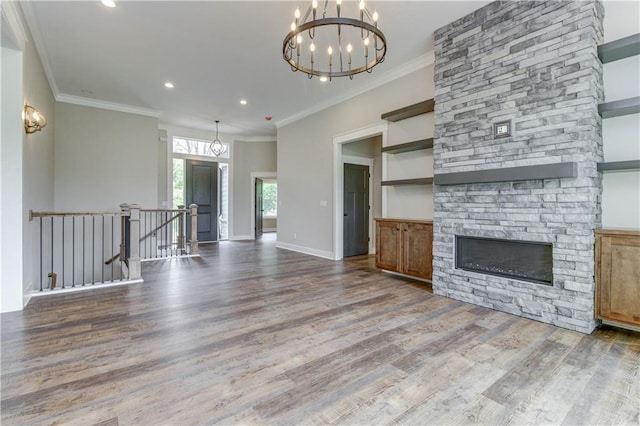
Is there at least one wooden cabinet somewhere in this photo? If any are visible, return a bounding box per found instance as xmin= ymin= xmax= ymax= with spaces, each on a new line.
xmin=375 ymin=218 xmax=433 ymax=280
xmin=595 ymin=229 xmax=640 ymax=330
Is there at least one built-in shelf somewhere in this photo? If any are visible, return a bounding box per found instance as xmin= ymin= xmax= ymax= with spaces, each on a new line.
xmin=381 ymin=177 xmax=433 ymax=186
xmin=598 ymin=97 xmax=640 ymax=119
xmin=598 ymin=33 xmax=640 ymax=63
xmin=382 ymin=138 xmax=434 ymax=154
xmin=433 ymin=162 xmax=578 ymax=186
xmin=598 ymin=160 xmax=640 ymax=172
xmin=381 ymin=99 xmax=434 ymax=122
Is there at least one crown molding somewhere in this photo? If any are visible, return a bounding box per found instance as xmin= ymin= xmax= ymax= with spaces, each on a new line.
xmin=56 ymin=94 xmax=161 ymax=118
xmin=234 ymin=136 xmax=277 ymax=143
xmin=275 ymin=51 xmax=435 ymax=129
xmin=19 ymin=1 xmax=60 ymax=97
xmin=1 ymin=1 xmax=27 ymax=50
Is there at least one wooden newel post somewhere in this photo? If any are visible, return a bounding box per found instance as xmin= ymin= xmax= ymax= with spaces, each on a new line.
xmin=128 ymin=203 xmax=142 ymax=279
xmin=190 ymin=203 xmax=199 ymax=255
xmin=177 ymin=204 xmax=186 ymax=253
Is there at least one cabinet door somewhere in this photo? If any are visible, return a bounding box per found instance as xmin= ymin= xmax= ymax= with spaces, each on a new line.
xmin=376 ymin=221 xmax=401 ymax=272
xmin=402 ymin=222 xmax=433 ymax=280
xmin=596 ymin=234 xmax=640 ymax=327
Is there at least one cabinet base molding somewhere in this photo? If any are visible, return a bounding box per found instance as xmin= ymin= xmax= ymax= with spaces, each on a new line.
xmin=381 ymin=269 xmax=432 ymax=284
xmin=599 ymin=319 xmax=640 ymax=333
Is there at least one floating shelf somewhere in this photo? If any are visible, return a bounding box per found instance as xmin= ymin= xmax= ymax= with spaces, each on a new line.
xmin=598 ymin=34 xmax=640 ymax=63
xmin=381 ymin=99 xmax=434 ymax=122
xmin=598 ymin=160 xmax=640 ymax=172
xmin=381 ymin=178 xmax=433 ymax=186
xmin=433 ymin=162 xmax=578 ymax=186
xmin=599 ymin=97 xmax=640 ymax=119
xmin=382 ymin=138 xmax=434 ymax=154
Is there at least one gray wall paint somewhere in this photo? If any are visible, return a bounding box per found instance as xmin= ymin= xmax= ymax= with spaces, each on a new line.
xmin=277 ymin=67 xmax=433 ymax=254
xmin=232 ymin=141 xmax=277 ymax=238
xmin=22 ymin=14 xmax=56 ymax=299
xmin=54 ymin=103 xmax=159 ymax=211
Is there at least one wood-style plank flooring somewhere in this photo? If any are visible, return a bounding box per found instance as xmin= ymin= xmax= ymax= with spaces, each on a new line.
xmin=2 ymin=233 xmax=639 ymax=425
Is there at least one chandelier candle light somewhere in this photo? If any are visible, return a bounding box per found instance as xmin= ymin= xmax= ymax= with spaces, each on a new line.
xmin=209 ymin=120 xmax=227 ymax=157
xmin=283 ymin=0 xmax=387 ymax=81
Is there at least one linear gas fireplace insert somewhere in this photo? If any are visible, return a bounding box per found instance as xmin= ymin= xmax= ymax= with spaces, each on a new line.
xmin=455 ymin=236 xmax=553 ymax=285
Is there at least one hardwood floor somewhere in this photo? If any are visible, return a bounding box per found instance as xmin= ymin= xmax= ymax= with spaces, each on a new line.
xmin=2 ymin=234 xmax=639 ymax=425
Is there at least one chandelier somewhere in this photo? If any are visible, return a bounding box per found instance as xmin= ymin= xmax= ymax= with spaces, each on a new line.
xmin=209 ymin=120 xmax=227 ymax=157
xmin=283 ymin=0 xmax=387 ymax=81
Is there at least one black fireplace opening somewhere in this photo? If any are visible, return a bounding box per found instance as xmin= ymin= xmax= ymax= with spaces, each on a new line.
xmin=456 ymin=236 xmax=553 ymax=285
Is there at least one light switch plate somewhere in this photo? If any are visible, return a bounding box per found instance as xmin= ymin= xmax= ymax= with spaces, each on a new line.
xmin=494 ymin=120 xmax=511 ymax=138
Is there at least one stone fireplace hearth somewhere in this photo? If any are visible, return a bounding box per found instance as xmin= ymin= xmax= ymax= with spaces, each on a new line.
xmin=432 ymin=0 xmax=603 ymax=333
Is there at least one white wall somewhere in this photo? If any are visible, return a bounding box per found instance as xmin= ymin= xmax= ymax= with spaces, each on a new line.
xmin=22 ymin=15 xmax=56 ymax=300
xmin=601 ymin=0 xmax=640 ymax=229
xmin=277 ymin=66 xmax=433 ymax=256
xmin=54 ymin=103 xmax=159 ymax=211
xmin=233 ymin=141 xmax=277 ymax=239
xmin=1 ymin=46 xmax=25 ymax=312
xmin=1 ymin=1 xmax=56 ymax=311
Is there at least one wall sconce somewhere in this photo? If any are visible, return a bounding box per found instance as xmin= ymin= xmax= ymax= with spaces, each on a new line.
xmin=23 ymin=105 xmax=47 ymax=134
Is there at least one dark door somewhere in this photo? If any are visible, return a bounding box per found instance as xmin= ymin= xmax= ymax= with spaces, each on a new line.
xmin=255 ymin=178 xmax=263 ymax=239
xmin=344 ymin=163 xmax=369 ymax=257
xmin=186 ymin=160 xmax=218 ymax=242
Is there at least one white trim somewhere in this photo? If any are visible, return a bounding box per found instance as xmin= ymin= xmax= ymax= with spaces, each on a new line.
xmin=275 ymin=52 xmax=435 ymax=129
xmin=1 ymin=1 xmax=27 ymax=50
xmin=263 ymin=227 xmax=277 ymax=233
xmin=250 ymin=172 xmax=277 ymax=240
xmin=26 ymin=279 xmax=144 ymax=304
xmin=17 ymin=2 xmax=59 ymax=96
xmin=276 ymin=241 xmax=335 ymax=261
xmin=230 ymin=235 xmax=253 ymax=241
xmin=333 ymin=122 xmax=388 ymax=260
xmin=342 ymin=155 xmax=375 ymax=255
xmin=56 ymin=94 xmax=161 ymax=117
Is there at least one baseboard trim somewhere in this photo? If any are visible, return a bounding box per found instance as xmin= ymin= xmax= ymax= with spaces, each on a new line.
xmin=276 ymin=241 xmax=335 ymax=260
xmin=230 ymin=235 xmax=253 ymax=241
xmin=263 ymin=228 xmax=277 ymax=232
xmin=27 ymin=278 xmax=144 ymax=304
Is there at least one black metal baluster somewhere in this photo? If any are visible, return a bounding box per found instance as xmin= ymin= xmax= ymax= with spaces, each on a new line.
xmin=92 ymin=216 xmax=95 ymax=284
xmin=82 ymin=216 xmax=86 ymax=286
xmin=61 ymin=216 xmax=65 ymax=289
xmin=102 ymin=215 xmax=105 ymax=284
xmin=50 ymin=217 xmax=54 ymax=290
xmin=39 ymin=217 xmax=43 ymax=291
xmin=72 ymin=216 xmax=75 ymax=287
xmin=111 ymin=215 xmax=114 ymax=282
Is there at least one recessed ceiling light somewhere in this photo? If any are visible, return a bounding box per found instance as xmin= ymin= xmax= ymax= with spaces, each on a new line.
xmin=319 ymin=76 xmax=328 ymax=82
xmin=240 ymin=99 xmax=247 ymax=105
xmin=164 ymin=82 xmax=175 ymax=89
xmin=101 ymin=0 xmax=116 ymax=8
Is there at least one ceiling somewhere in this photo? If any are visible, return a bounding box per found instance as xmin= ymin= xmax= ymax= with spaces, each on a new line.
xmin=21 ymin=1 xmax=490 ymax=137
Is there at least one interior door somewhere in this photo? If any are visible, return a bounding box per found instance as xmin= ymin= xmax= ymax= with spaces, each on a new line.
xmin=343 ymin=163 xmax=369 ymax=257
xmin=186 ymin=159 xmax=218 ymax=242
xmin=255 ymin=178 xmax=263 ymax=239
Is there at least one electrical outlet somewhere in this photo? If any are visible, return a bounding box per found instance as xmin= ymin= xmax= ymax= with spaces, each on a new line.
xmin=293 ymin=232 xmax=297 ymax=240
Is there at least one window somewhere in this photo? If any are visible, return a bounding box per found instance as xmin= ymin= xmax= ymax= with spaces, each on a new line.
xmin=263 ymin=181 xmax=277 ymax=217
xmin=173 ymin=136 xmax=229 ymax=159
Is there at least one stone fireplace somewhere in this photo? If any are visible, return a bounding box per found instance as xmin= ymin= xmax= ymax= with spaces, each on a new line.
xmin=432 ymin=0 xmax=604 ymax=333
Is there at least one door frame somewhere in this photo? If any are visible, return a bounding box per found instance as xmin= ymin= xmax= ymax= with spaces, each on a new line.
xmin=333 ymin=122 xmax=388 ymax=261
xmin=343 ymin=156 xmax=374 ymax=256
xmin=250 ymin=172 xmax=277 ymax=240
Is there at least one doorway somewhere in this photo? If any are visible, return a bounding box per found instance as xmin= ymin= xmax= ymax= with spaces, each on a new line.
xmin=185 ymin=159 xmax=218 ymax=242
xmin=343 ymin=163 xmax=370 ymax=257
xmin=250 ymin=172 xmax=277 ymax=239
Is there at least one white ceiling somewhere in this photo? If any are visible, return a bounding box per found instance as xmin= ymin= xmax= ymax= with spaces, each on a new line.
xmin=21 ymin=1 xmax=490 ymax=137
